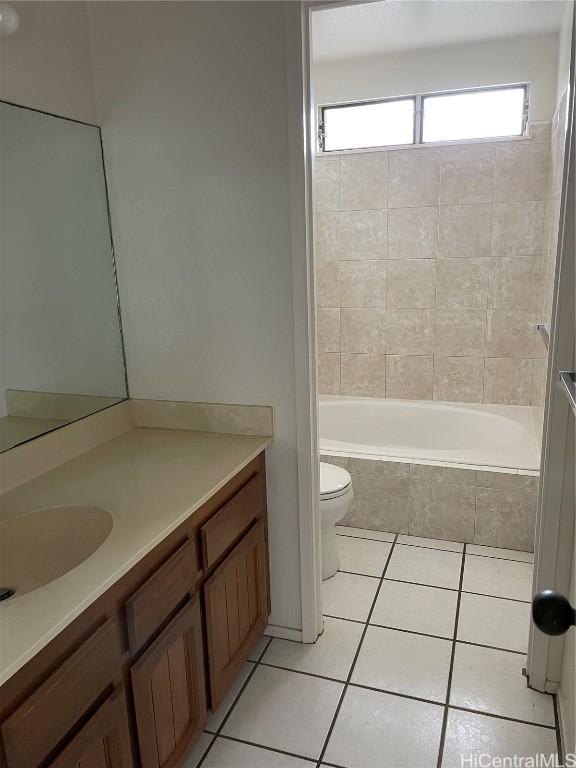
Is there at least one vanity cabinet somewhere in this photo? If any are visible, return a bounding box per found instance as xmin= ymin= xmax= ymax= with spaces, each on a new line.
xmin=0 ymin=452 xmax=269 ymax=768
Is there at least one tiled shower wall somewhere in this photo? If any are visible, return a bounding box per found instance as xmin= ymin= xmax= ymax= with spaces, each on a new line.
xmin=314 ymin=123 xmax=556 ymax=405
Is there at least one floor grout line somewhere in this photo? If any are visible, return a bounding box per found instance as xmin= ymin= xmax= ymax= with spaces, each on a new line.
xmin=553 ymin=695 xmax=564 ymax=764
xmin=436 ymin=542 xmax=467 ymax=768
xmin=315 ymin=534 xmax=400 ymax=768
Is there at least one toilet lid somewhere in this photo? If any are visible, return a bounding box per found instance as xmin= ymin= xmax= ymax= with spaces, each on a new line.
xmin=320 ymin=462 xmax=352 ymax=498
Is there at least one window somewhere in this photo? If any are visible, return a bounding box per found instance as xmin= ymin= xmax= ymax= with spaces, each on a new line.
xmin=319 ymin=85 xmax=528 ymax=152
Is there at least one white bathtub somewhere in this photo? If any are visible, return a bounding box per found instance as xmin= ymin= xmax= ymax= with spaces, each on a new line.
xmin=319 ymin=396 xmax=542 ymax=471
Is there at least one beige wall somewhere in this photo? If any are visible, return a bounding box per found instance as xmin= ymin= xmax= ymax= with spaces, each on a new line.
xmin=0 ymin=1 xmax=96 ymax=123
xmin=315 ymin=126 xmax=554 ymax=404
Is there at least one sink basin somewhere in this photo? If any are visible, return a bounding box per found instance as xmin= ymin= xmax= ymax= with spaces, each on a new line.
xmin=0 ymin=505 xmax=113 ymax=599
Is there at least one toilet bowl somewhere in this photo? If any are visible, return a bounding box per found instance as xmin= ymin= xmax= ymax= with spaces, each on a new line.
xmin=320 ymin=462 xmax=354 ymax=580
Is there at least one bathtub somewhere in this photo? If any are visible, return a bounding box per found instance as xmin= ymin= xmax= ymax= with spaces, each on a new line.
xmin=319 ymin=396 xmax=542 ymax=471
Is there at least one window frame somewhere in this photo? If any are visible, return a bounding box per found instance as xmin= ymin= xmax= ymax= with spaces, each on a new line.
xmin=318 ymin=83 xmax=530 ymax=153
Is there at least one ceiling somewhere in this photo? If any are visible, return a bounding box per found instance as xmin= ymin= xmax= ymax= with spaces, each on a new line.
xmin=312 ymin=0 xmax=567 ymax=61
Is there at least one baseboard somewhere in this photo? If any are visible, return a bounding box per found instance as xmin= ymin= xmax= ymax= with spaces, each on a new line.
xmin=265 ymin=624 xmax=303 ymax=642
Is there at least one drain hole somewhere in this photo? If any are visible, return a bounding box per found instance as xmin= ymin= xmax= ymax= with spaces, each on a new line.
xmin=0 ymin=587 xmax=15 ymax=602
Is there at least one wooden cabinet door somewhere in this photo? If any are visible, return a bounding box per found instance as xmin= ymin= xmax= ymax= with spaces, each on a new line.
xmin=130 ymin=596 xmax=207 ymax=768
xmin=48 ymin=685 xmax=133 ymax=768
xmin=204 ymin=520 xmax=269 ymax=710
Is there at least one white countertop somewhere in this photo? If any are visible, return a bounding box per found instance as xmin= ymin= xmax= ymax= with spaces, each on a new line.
xmin=0 ymin=427 xmax=271 ymax=686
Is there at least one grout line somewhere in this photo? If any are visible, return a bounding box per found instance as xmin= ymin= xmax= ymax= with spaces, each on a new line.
xmin=553 ymin=695 xmax=564 ymax=765
xmin=349 ymin=680 xmax=444 ymax=709
xmin=455 ymin=639 xmax=527 ymax=656
xmin=436 ymin=543 xmax=467 ymax=768
xmin=337 ymin=568 xmax=388 ymax=579
xmin=315 ymin=534 xmax=399 ymax=768
xmin=384 ymin=577 xmax=459 ymax=593
xmin=215 ymin=733 xmax=327 ymax=765
xmin=448 ymin=704 xmax=557 ymax=731
xmin=258 ymin=661 xmax=345 ymax=685
xmin=461 ymin=589 xmax=531 ymax=604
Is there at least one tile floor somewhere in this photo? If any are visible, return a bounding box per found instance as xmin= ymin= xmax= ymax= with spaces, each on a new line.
xmin=184 ymin=527 xmax=560 ymax=768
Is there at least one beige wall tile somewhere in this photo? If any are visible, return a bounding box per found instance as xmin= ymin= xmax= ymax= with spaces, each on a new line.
xmin=341 ymin=308 xmax=386 ymax=353
xmin=477 ymin=471 xmax=539 ymax=493
xmin=387 ymin=206 xmax=438 ymax=260
xmin=342 ymin=474 xmax=410 ymax=533
xmin=410 ymin=463 xmax=477 ymax=485
xmin=339 ymin=152 xmax=388 ymax=210
xmin=315 ymin=211 xmax=339 ymax=261
xmin=388 ymin=149 xmax=440 ymax=208
xmin=528 ymin=122 xmax=552 ymax=143
xmin=341 ymin=353 xmax=386 ymax=397
xmin=475 ymin=487 xmax=537 ymax=551
xmin=439 ymin=146 xmax=495 ymax=205
xmin=491 ymin=201 xmax=546 ymax=257
xmin=433 ymin=357 xmax=484 ymax=403
xmin=387 ymin=260 xmax=436 ymax=309
xmin=483 ymin=358 xmax=534 ymax=405
xmin=436 ymin=258 xmax=490 ymax=309
xmin=531 ymin=358 xmax=548 ymax=406
xmin=438 ymin=204 xmax=492 ymax=259
xmin=409 ymin=481 xmax=476 ymax=543
xmin=485 ymin=310 xmax=542 ymax=358
xmin=317 ymin=308 xmax=341 ymax=353
xmin=339 ymin=210 xmax=387 ymax=260
xmin=316 ymin=261 xmax=340 ymax=307
xmin=488 ymin=256 xmax=542 ymax=310
xmin=386 ymin=355 xmax=433 ymax=400
xmin=386 ymin=310 xmax=434 ymax=355
xmin=348 ymin=456 xmax=410 ymax=478
xmin=434 ymin=310 xmax=486 ymax=357
xmin=320 ymin=453 xmax=349 ymax=469
xmin=314 ymin=155 xmax=339 ymax=211
xmin=341 ymin=261 xmax=386 ymax=308
xmin=494 ymin=142 xmax=551 ymax=202
xmin=318 ymin=353 xmax=340 ymax=395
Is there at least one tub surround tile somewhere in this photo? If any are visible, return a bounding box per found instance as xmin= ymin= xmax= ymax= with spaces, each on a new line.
xmin=314 ymin=155 xmax=339 ymax=212
xmin=341 ymin=353 xmax=386 ymax=397
xmin=438 ymin=204 xmax=492 ymax=260
xmin=316 ymin=261 xmax=340 ymax=307
xmin=475 ymin=487 xmax=537 ymax=551
xmin=339 ymin=209 xmax=387 ymax=260
xmin=387 ymin=206 xmax=438 ymax=259
xmin=385 ymin=355 xmax=434 ymax=400
xmin=347 ymin=456 xmax=410 ymax=479
xmin=315 ymin=211 xmax=339 ymax=261
xmin=320 ymin=452 xmax=349 ymax=469
xmin=410 ymin=463 xmax=477 ymax=485
xmin=387 ymin=259 xmax=436 ymax=309
xmin=457 ymin=592 xmax=530 ymax=653
xmin=389 ymin=149 xmax=441 ymax=208
xmin=386 ymin=309 xmax=435 ymax=355
xmin=409 ymin=481 xmax=476 ymax=543
xmin=339 ymin=152 xmax=388 ymax=211
xmin=491 ymin=201 xmax=546 ymax=257
xmin=483 ymin=358 xmax=534 ymax=405
xmin=433 ymin=356 xmax=485 ymax=403
xmin=317 ymin=308 xmax=340 ymax=353
xmin=488 ymin=256 xmax=542 ymax=310
xmin=318 ymin=353 xmax=340 ymax=395
xmin=528 ymin=121 xmax=552 ymax=143
xmin=439 ymin=145 xmax=495 ymax=205
xmin=530 ymin=358 xmax=548 ymax=406
xmin=371 ymin=579 xmax=458 ymax=639
xmin=436 ymin=258 xmax=490 ymax=310
xmin=462 ymin=555 xmax=533 ymax=601
xmin=494 ymin=142 xmax=551 ymax=203
xmin=477 ymin=471 xmax=538 ymax=493
xmin=340 ymin=308 xmax=386 ymax=353
xmin=343 ymin=473 xmax=410 ymax=533
xmin=340 ymin=261 xmax=386 ymax=308
xmin=336 ymin=525 xmax=396 ymax=542
xmin=434 ymin=310 xmax=486 ymax=357
xmin=485 ymin=311 xmax=542 ymax=358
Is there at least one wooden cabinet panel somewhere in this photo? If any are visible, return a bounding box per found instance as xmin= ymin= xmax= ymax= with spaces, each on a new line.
xmin=204 ymin=521 xmax=269 ymax=710
xmin=200 ymin=473 xmax=266 ymax=570
xmin=1 ymin=618 xmax=124 ymax=768
xmin=130 ymin=596 xmax=207 ymax=768
xmin=125 ymin=538 xmax=200 ymax=656
xmin=48 ymin=685 xmax=133 ymax=768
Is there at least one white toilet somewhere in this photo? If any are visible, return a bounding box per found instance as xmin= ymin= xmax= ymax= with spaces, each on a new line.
xmin=320 ymin=462 xmax=354 ymax=580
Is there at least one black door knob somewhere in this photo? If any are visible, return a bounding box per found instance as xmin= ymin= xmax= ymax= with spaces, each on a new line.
xmin=532 ymin=590 xmax=576 ymax=636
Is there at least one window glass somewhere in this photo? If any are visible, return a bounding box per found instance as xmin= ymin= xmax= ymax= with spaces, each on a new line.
xmin=323 ymin=98 xmax=415 ymax=151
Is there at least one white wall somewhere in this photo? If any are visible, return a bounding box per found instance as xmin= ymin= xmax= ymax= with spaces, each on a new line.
xmin=87 ymin=1 xmax=306 ymax=632
xmin=0 ymin=1 xmax=95 ymax=123
xmin=313 ymin=33 xmax=560 ymax=122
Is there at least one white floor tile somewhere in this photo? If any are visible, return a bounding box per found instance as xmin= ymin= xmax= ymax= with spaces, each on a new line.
xmin=463 ymin=555 xmax=533 ymax=602
xmin=397 ymin=535 xmax=464 ymax=552
xmin=247 ymin=634 xmax=271 ymax=662
xmin=337 ymin=536 xmax=392 ymax=577
xmin=206 ymin=662 xmax=254 ymax=732
xmin=181 ymin=733 xmax=214 ymax=768
xmin=467 ymin=544 xmax=534 ymax=563
xmin=386 ymin=545 xmax=463 ymax=590
xmin=371 ymin=580 xmax=458 ymax=639
xmin=324 ymin=685 xmax=444 ymax=768
xmin=336 ymin=526 xmax=396 ymax=543
xmin=322 ymin=571 xmax=379 ymax=622
xmin=351 ymin=625 xmax=452 ymax=703
xmin=221 ymin=666 xmax=343 ymax=760
xmin=203 ymin=737 xmax=315 ymax=767
xmin=450 ymin=644 xmax=555 ymax=726
xmin=458 ymin=593 xmax=530 ymax=653
xmin=262 ymin=616 xmax=364 ymax=681
xmin=441 ymin=709 xmax=557 ymax=768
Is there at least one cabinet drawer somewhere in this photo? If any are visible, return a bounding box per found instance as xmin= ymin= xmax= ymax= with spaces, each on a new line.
xmin=1 ymin=617 xmax=124 ymax=768
xmin=201 ymin=473 xmax=266 ymax=570
xmin=48 ymin=685 xmax=133 ymax=768
xmin=125 ymin=538 xmax=200 ymax=656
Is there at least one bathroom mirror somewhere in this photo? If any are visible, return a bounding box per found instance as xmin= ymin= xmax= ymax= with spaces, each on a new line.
xmin=0 ymin=101 xmax=128 ymax=452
